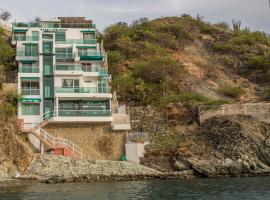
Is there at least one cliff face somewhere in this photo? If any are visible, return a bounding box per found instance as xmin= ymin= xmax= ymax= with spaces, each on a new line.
xmin=0 ymin=117 xmax=33 ymax=179
xmin=0 ymin=91 xmax=33 ymax=179
xmin=177 ymin=116 xmax=270 ymax=177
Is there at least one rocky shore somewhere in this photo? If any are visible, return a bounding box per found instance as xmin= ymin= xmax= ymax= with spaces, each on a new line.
xmin=23 ymin=155 xmax=195 ymax=183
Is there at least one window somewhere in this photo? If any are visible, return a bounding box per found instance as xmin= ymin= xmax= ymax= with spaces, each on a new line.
xmin=14 ymin=32 xmax=26 ymax=41
xmin=21 ymin=103 xmax=40 ymax=115
xmin=61 ymin=79 xmax=79 ymax=88
xmin=55 ymin=32 xmax=66 ymax=41
xmin=42 ymin=34 xmax=53 ymax=39
xmin=43 ymin=42 xmax=52 ymax=54
xmin=24 ymin=44 xmax=38 ymax=56
xmin=82 ymin=63 xmax=92 ymax=72
xmin=21 ymin=81 xmax=39 ymax=89
xmin=83 ymin=33 xmax=95 ymax=40
xmin=32 ymin=31 xmax=39 ymax=41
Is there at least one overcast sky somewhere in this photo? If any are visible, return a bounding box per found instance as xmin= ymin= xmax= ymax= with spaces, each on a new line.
xmin=1 ymin=0 xmax=270 ymax=32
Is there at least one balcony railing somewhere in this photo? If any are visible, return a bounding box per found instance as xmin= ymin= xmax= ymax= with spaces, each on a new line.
xmin=16 ymin=51 xmax=39 ymax=60
xmin=13 ymin=36 xmax=39 ymax=42
xmin=58 ymin=110 xmax=112 ymax=117
xmin=16 ymin=51 xmax=39 ymax=57
xmin=55 ymin=64 xmax=83 ymax=71
xmin=19 ymin=66 xmax=39 ymax=73
xmin=55 ymin=87 xmax=111 ymax=94
xmin=55 ymin=64 xmax=108 ymax=76
xmin=55 ymin=53 xmax=74 ymax=60
xmin=56 ymin=39 xmax=97 ymax=44
xmin=77 ymin=51 xmax=104 ymax=60
xmin=21 ymin=89 xmax=40 ymax=95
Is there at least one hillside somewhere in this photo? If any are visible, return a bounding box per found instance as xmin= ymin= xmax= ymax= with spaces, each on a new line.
xmin=104 ymin=16 xmax=270 ymax=175
xmin=104 ymin=16 xmax=270 ymax=107
xmin=0 ymin=27 xmax=32 ymax=179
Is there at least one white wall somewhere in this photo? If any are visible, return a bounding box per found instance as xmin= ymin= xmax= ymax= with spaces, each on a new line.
xmin=125 ymin=143 xmax=148 ymax=164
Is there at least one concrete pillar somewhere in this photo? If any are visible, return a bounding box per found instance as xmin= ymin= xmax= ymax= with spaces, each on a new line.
xmin=40 ymin=141 xmax=44 ymax=154
xmin=56 ymin=97 xmax=59 ymax=117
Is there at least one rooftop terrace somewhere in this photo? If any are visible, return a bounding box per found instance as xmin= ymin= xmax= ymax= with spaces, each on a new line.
xmin=13 ymin=17 xmax=96 ymax=29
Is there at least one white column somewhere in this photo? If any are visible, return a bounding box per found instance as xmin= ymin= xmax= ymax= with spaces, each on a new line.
xmin=56 ymin=97 xmax=59 ymax=117
xmin=40 ymin=142 xmax=44 ymax=154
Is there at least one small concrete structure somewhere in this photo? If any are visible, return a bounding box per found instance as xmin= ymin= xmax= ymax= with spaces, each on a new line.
xmin=125 ymin=132 xmax=149 ymax=164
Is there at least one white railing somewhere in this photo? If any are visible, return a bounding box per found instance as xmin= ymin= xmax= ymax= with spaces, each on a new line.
xmin=30 ymin=111 xmax=83 ymax=158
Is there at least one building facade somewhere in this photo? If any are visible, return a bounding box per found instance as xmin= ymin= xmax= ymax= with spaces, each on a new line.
xmin=12 ymin=17 xmax=113 ymax=129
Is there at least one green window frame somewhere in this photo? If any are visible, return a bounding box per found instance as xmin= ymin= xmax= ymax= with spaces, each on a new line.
xmin=21 ymin=103 xmax=40 ymax=115
xmin=55 ymin=32 xmax=66 ymax=41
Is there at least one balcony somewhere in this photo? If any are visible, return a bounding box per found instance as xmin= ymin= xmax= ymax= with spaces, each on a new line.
xmin=21 ymin=89 xmax=40 ymax=95
xmin=19 ymin=66 xmax=39 ymax=73
xmin=55 ymin=53 xmax=74 ymax=61
xmin=16 ymin=51 xmax=39 ymax=61
xmin=59 ymin=110 xmax=112 ymax=117
xmin=52 ymin=109 xmax=113 ymax=122
xmin=12 ymin=36 xmax=39 ymax=42
xmin=55 ymin=87 xmax=111 ymax=93
xmin=54 ymin=86 xmax=112 ymax=99
xmin=56 ymin=39 xmax=97 ymax=45
xmin=77 ymin=51 xmax=104 ymax=61
xmin=54 ymin=64 xmax=108 ymax=77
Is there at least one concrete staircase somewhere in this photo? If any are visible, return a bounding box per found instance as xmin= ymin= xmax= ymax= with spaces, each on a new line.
xmin=21 ymin=113 xmax=83 ymax=158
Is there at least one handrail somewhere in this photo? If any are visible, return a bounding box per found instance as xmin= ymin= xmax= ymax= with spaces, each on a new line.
xmin=30 ymin=111 xmax=83 ymax=158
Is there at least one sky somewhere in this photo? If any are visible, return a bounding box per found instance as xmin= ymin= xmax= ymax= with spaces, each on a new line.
xmin=1 ymin=0 xmax=270 ymax=32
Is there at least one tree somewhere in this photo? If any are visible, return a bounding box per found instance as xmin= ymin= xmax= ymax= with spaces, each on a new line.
xmin=134 ymin=57 xmax=185 ymax=96
xmin=0 ymin=9 xmax=11 ymax=21
xmin=232 ymin=19 xmax=241 ymax=31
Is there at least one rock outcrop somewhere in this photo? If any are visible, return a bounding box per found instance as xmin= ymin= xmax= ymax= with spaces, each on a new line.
xmin=176 ymin=116 xmax=270 ymax=177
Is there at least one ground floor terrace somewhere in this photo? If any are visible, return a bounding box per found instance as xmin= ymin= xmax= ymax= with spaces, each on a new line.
xmin=18 ymin=98 xmax=113 ymax=128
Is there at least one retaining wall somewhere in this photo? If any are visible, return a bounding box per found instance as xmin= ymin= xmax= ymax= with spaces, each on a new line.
xmin=200 ymin=103 xmax=270 ymax=124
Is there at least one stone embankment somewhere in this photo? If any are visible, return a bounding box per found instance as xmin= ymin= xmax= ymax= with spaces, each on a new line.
xmin=24 ymin=155 xmax=194 ymax=183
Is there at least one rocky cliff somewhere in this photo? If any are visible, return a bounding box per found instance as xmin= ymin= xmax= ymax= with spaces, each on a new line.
xmin=137 ymin=106 xmax=270 ymax=177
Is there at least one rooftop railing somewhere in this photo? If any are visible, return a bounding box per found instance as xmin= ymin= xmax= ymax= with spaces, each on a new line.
xmin=13 ymin=22 xmax=96 ymax=29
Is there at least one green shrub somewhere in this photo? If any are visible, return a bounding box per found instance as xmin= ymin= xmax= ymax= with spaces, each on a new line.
xmin=218 ymin=85 xmax=245 ymax=99
xmin=107 ymin=50 xmax=125 ymax=67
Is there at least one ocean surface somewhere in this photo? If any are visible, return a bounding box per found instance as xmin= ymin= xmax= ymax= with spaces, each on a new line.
xmin=0 ymin=177 xmax=270 ymax=200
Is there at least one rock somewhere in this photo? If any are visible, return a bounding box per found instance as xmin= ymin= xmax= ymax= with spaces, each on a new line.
xmin=237 ymin=159 xmax=242 ymax=163
xmin=24 ymin=155 xmax=192 ymax=183
xmin=174 ymin=160 xmax=190 ymax=171
xmin=242 ymin=161 xmax=250 ymax=170
xmin=224 ymin=158 xmax=233 ymax=166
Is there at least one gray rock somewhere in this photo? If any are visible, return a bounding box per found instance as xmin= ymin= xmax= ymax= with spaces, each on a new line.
xmin=174 ymin=160 xmax=190 ymax=171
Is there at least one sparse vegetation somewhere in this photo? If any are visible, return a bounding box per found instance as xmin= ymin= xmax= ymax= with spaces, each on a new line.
xmin=218 ymin=85 xmax=245 ymax=100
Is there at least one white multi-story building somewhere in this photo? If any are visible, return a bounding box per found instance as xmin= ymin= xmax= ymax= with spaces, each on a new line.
xmin=12 ymin=17 xmax=114 ymax=129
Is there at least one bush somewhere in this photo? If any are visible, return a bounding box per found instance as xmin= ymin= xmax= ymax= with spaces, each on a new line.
xmin=218 ymin=85 xmax=245 ymax=99
xmin=107 ymin=50 xmax=125 ymax=67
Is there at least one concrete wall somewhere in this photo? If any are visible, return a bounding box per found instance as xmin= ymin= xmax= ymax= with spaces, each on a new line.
xmin=44 ymin=123 xmax=127 ymax=160
xmin=200 ymin=103 xmax=270 ymax=124
xmin=125 ymin=143 xmax=148 ymax=164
